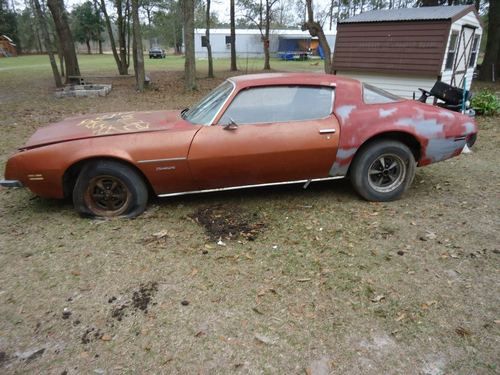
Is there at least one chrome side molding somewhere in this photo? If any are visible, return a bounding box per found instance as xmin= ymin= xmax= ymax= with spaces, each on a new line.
xmin=157 ymin=176 xmax=345 ymax=198
xmin=137 ymin=157 xmax=187 ymax=164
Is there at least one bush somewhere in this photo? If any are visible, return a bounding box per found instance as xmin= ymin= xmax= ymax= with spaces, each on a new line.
xmin=471 ymin=90 xmax=500 ymax=116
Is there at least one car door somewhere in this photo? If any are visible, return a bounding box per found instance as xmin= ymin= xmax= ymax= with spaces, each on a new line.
xmin=188 ymin=85 xmax=340 ymax=189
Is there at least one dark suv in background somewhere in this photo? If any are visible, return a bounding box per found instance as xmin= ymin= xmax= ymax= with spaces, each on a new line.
xmin=149 ymin=47 xmax=166 ymax=59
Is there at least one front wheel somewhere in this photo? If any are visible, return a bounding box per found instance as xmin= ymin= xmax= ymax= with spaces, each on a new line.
xmin=350 ymin=140 xmax=416 ymax=201
xmin=73 ymin=160 xmax=148 ymax=218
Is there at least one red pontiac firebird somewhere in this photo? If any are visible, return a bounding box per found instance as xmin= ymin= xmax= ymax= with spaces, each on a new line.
xmin=1 ymin=73 xmax=477 ymax=218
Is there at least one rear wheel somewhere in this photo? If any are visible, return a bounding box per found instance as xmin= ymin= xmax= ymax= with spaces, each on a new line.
xmin=350 ymin=140 xmax=416 ymax=201
xmin=73 ymin=160 xmax=148 ymax=218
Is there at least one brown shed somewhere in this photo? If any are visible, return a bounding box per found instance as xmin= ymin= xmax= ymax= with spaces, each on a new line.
xmin=332 ymin=5 xmax=482 ymax=98
xmin=0 ymin=35 xmax=18 ymax=57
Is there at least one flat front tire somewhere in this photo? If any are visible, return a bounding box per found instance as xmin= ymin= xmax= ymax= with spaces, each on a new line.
xmin=73 ymin=160 xmax=148 ymax=218
xmin=350 ymin=140 xmax=416 ymax=201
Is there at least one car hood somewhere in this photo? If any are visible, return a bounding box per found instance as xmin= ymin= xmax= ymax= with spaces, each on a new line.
xmin=24 ymin=110 xmax=191 ymax=149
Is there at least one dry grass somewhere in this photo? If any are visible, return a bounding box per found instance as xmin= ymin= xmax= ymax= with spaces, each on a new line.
xmin=0 ymin=55 xmax=499 ymax=374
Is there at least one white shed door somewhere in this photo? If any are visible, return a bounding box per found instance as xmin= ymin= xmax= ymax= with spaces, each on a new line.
xmin=451 ymin=25 xmax=476 ymax=88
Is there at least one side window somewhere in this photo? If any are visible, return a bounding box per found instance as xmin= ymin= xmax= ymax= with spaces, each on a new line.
xmin=219 ymin=86 xmax=333 ymax=125
xmin=469 ymin=35 xmax=480 ymax=68
xmin=445 ymin=32 xmax=459 ymax=70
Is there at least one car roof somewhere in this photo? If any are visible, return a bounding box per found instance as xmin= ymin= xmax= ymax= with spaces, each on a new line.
xmin=228 ymin=72 xmax=358 ymax=88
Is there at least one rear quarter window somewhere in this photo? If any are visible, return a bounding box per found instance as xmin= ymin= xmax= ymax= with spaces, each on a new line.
xmin=363 ymin=83 xmax=402 ymax=104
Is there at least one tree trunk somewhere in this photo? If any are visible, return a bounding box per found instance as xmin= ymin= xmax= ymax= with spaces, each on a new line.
xmin=93 ymin=0 xmax=103 ymax=54
xmin=101 ymin=0 xmax=121 ymax=73
xmin=206 ymin=0 xmax=214 ymax=78
xmin=33 ymin=0 xmax=62 ymax=87
xmin=100 ymin=0 xmax=128 ymax=74
xmin=47 ymin=0 xmax=80 ymax=82
xmin=86 ymin=39 xmax=91 ymax=54
xmin=126 ymin=0 xmax=131 ymax=68
xmin=479 ymin=0 xmax=500 ymax=81
xmin=131 ymin=0 xmax=145 ymax=91
xmin=183 ymin=0 xmax=197 ymax=91
xmin=263 ymin=0 xmax=271 ymax=70
xmin=303 ymin=0 xmax=332 ymax=74
xmin=230 ymin=0 xmax=237 ymax=71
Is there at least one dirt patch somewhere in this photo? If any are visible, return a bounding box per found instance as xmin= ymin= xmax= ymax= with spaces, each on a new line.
xmin=132 ymin=282 xmax=158 ymax=313
xmin=81 ymin=328 xmax=103 ymax=345
xmin=110 ymin=281 xmax=158 ymax=321
xmin=190 ymin=205 xmax=266 ymax=241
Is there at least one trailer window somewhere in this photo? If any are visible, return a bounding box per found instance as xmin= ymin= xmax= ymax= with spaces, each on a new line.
xmin=362 ymin=84 xmax=402 ymax=104
xmin=445 ymin=32 xmax=459 ymax=70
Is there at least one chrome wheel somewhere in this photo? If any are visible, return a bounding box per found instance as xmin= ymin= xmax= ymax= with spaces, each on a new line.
xmin=367 ymin=154 xmax=406 ymax=193
xmin=84 ymin=175 xmax=131 ymax=217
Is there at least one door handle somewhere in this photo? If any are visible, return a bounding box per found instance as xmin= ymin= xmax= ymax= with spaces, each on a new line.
xmin=319 ymin=129 xmax=336 ymax=134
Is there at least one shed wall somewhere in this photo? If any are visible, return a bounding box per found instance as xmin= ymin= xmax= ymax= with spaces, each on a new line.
xmin=338 ymin=71 xmax=437 ymax=99
xmin=439 ymin=10 xmax=482 ymax=91
xmin=332 ymin=21 xmax=450 ymax=75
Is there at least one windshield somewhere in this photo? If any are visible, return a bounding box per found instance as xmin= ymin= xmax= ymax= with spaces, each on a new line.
xmin=182 ymin=81 xmax=234 ymax=125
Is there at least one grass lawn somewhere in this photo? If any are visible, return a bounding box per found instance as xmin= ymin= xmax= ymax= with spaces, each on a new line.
xmin=0 ymin=53 xmax=322 ymax=75
xmin=0 ymin=55 xmax=499 ymax=374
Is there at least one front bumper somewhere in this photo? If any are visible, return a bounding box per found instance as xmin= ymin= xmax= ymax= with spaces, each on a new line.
xmin=0 ymin=179 xmax=24 ymax=188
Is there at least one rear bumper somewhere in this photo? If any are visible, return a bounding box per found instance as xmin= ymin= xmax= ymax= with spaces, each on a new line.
xmin=0 ymin=179 xmax=24 ymax=188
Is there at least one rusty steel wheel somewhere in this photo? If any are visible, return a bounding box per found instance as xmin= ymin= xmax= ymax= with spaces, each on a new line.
xmin=73 ymin=160 xmax=148 ymax=218
xmin=83 ymin=175 xmax=132 ymax=217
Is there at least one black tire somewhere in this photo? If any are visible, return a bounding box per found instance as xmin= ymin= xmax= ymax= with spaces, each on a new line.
xmin=350 ymin=140 xmax=416 ymax=202
xmin=73 ymin=160 xmax=148 ymax=218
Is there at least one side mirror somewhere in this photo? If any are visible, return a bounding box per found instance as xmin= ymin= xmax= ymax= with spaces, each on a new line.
xmin=223 ymin=118 xmax=238 ymax=131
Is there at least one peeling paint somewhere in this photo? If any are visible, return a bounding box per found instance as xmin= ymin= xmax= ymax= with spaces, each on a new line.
xmin=379 ymin=108 xmax=397 ymax=118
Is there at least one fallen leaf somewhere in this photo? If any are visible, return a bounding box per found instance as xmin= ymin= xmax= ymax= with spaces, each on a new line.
xmin=371 ymin=295 xmax=385 ymax=303
xmin=101 ymin=334 xmax=112 ymax=341
xmin=455 ymin=327 xmax=472 ymax=337
xmin=190 ymin=268 xmax=198 ymax=277
xmin=254 ymin=334 xmax=276 ymax=345
xmin=152 ymin=230 xmax=169 ymax=239
xmin=395 ymin=313 xmax=406 ymax=322
xmin=252 ymin=306 xmax=264 ymax=315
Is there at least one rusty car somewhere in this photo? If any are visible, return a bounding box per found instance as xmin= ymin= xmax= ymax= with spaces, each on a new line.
xmin=0 ymin=73 xmax=477 ymax=218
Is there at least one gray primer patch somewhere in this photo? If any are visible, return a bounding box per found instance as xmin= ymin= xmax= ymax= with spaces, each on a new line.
xmin=438 ymin=110 xmax=455 ymax=119
xmin=336 ymin=105 xmax=356 ymax=122
xmin=396 ymin=117 xmax=444 ymax=138
xmin=427 ymin=138 xmax=465 ymax=162
xmin=379 ymin=108 xmax=397 ymax=118
xmin=463 ymin=121 xmax=475 ymax=133
xmin=329 ymin=147 xmax=357 ymax=176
